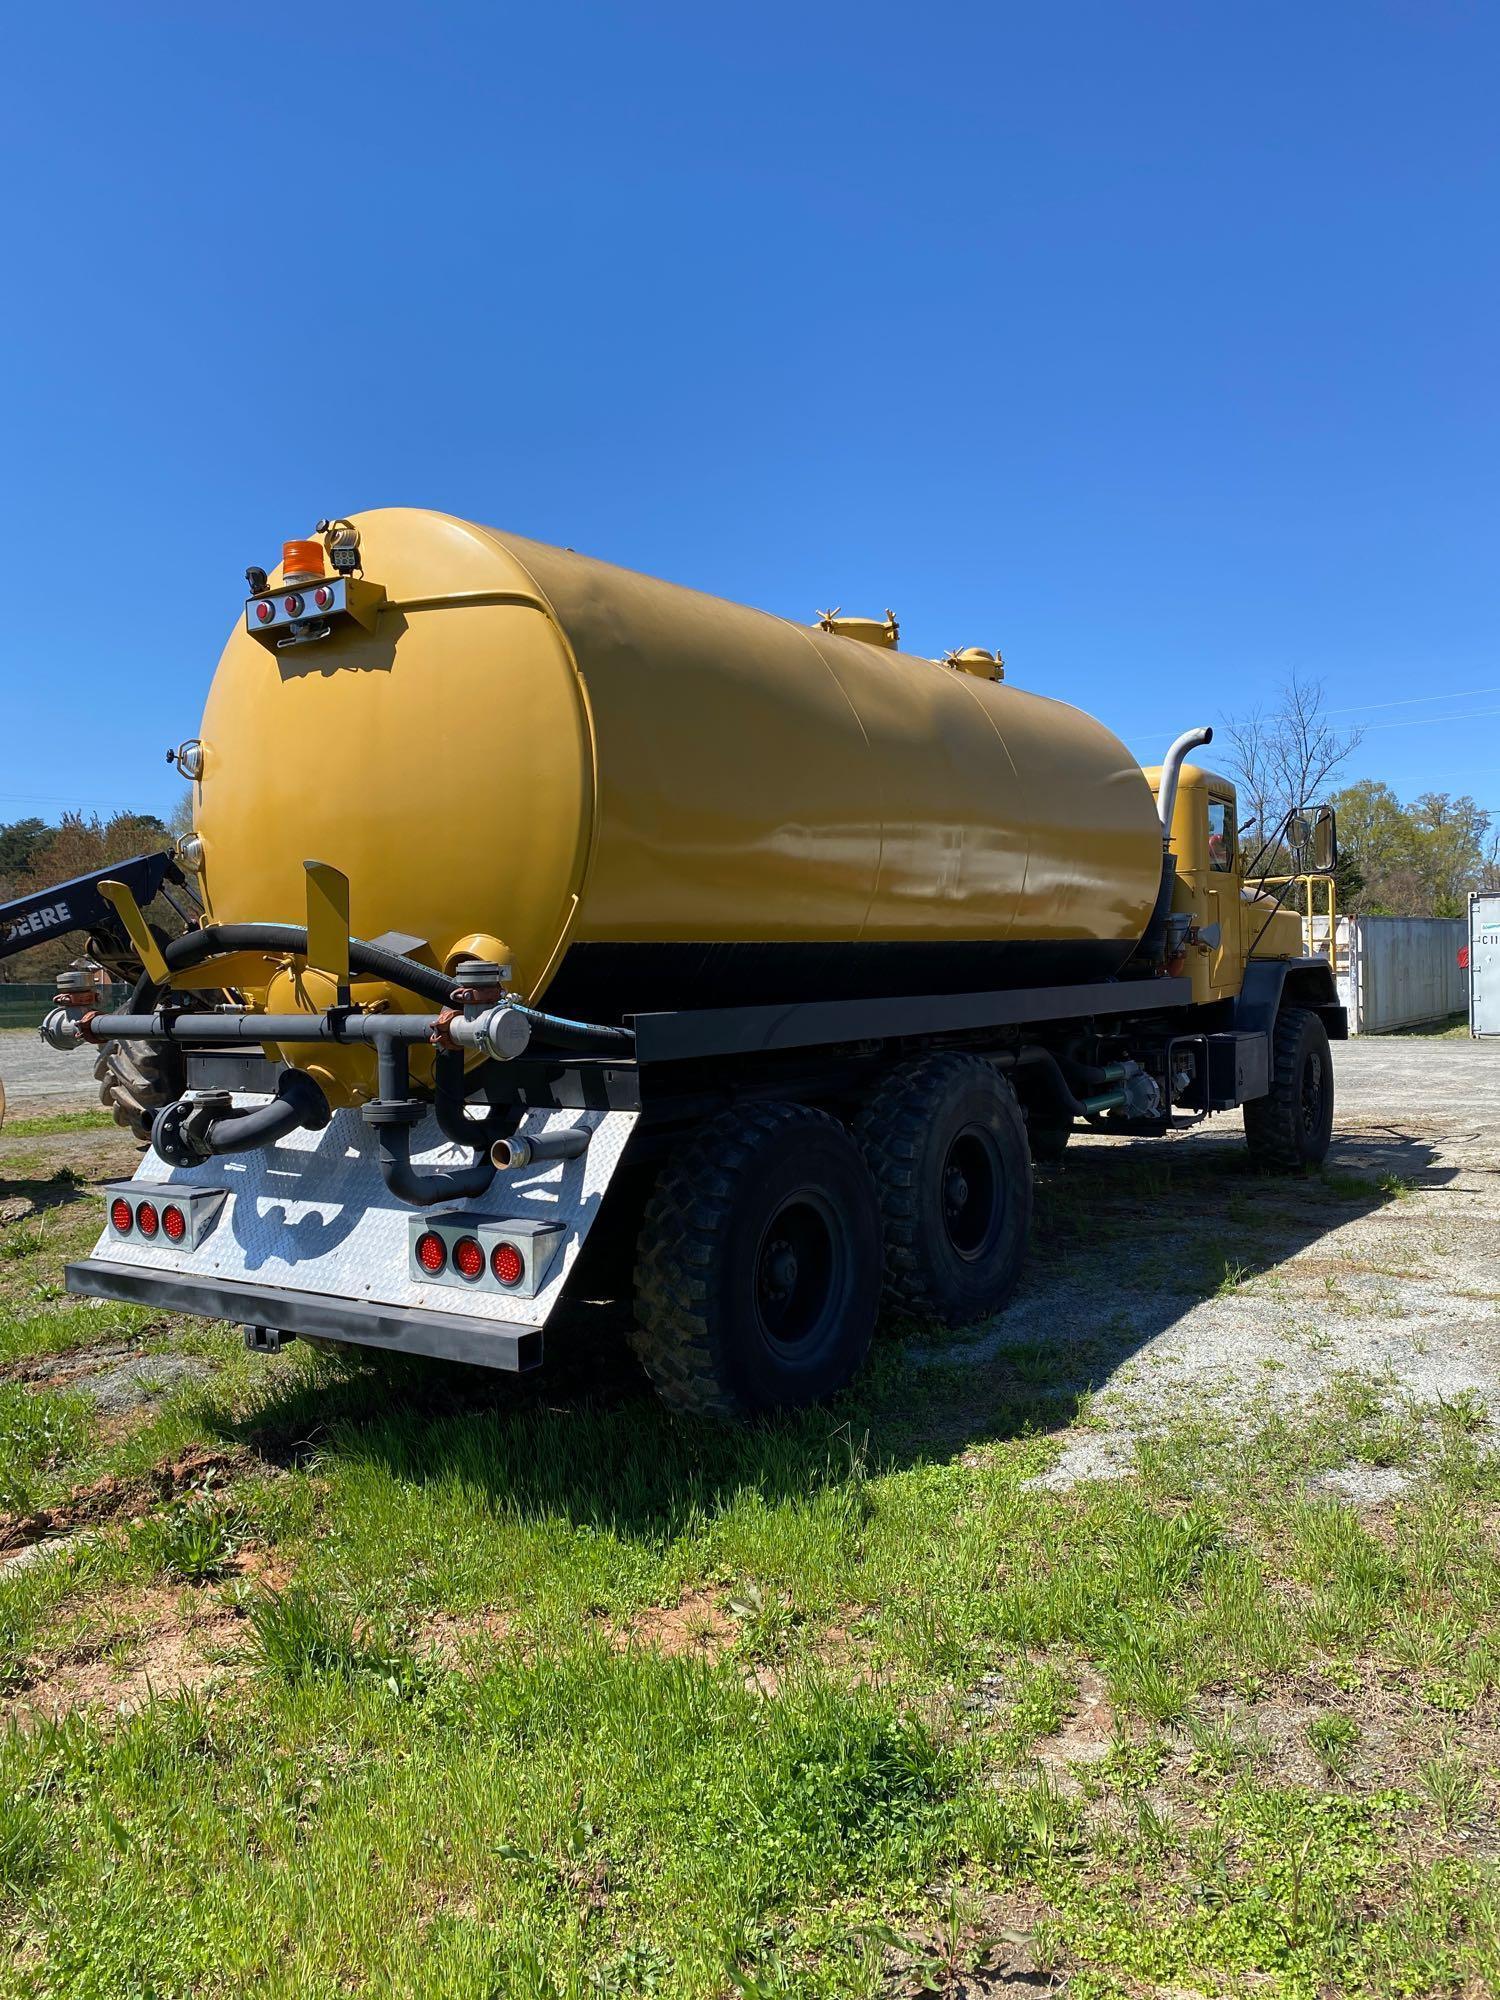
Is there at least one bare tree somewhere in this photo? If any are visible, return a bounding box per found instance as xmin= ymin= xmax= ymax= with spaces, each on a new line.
xmin=1224 ymin=671 xmax=1364 ymax=862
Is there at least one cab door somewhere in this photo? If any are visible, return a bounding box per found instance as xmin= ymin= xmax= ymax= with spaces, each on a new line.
xmin=1204 ymin=791 xmax=1243 ymax=994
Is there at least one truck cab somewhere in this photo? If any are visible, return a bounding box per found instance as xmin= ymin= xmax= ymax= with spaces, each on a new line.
xmin=1146 ymin=762 xmax=1309 ymax=1006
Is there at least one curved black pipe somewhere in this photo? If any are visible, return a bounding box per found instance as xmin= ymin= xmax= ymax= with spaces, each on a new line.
xmin=432 ymin=1050 xmax=522 ymax=1151
xmin=364 ymin=1040 xmax=497 ymax=1207
xmin=372 ymin=1121 xmax=498 ymax=1208
xmin=151 ymin=1068 xmax=331 ymax=1167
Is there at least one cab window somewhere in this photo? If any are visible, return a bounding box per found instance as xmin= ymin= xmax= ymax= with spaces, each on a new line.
xmin=1206 ymin=799 xmax=1235 ymax=872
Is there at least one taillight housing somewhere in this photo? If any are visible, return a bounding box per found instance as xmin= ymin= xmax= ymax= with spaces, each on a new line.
xmin=407 ymin=1215 xmax=563 ymax=1299
xmin=101 ymin=1182 xmax=227 ymax=1250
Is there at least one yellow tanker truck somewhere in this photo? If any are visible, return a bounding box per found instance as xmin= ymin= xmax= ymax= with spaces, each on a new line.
xmin=47 ymin=510 xmax=1343 ymax=1415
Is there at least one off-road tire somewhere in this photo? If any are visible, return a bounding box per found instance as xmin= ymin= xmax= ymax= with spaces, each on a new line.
xmin=1243 ymin=1005 xmax=1333 ymax=1172
xmin=94 ymin=1038 xmax=185 ymax=1147
xmin=855 ymin=1052 xmax=1033 ymax=1327
xmin=631 ymin=1101 xmax=882 ymax=1418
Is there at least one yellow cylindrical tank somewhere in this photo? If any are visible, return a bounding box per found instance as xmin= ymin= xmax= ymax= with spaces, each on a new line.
xmin=193 ymin=509 xmax=1164 ymax=1039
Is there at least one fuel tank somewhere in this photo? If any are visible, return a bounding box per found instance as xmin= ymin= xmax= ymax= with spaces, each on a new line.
xmin=194 ymin=508 xmax=1164 ymax=1020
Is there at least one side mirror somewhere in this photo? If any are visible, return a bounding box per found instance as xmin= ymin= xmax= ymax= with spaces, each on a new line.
xmin=1312 ymin=805 xmax=1338 ymax=875
xmin=1287 ymin=814 xmax=1313 ymax=855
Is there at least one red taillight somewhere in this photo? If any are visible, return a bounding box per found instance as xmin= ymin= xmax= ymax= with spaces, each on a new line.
xmin=136 ymin=1201 xmax=159 ymax=1238
xmin=415 ymin=1230 xmax=447 ymax=1275
xmin=491 ymin=1241 xmax=524 ymax=1287
xmin=110 ymin=1197 xmax=133 ymax=1233
xmin=254 ymin=600 xmax=275 ymax=624
xmin=162 ymin=1204 xmax=187 ymax=1242
xmin=283 ymin=593 xmax=304 ymax=617
xmin=314 ymin=585 xmax=334 ymax=610
xmin=453 ymin=1236 xmax=485 ymax=1281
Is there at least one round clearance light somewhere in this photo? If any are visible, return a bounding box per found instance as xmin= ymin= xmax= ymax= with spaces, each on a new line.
xmin=162 ymin=1204 xmax=187 ymax=1242
xmin=415 ymin=1230 xmax=447 ymax=1276
xmin=453 ymin=1236 xmax=485 ymax=1281
xmin=174 ymin=739 xmax=205 ymax=781
xmin=136 ymin=1201 xmax=159 ymax=1238
xmin=491 ymin=1241 xmax=524 ymax=1287
xmin=314 ymin=585 xmax=334 ymax=611
xmin=254 ymin=600 xmax=275 ymax=624
xmin=110 ymin=1196 xmax=133 ymax=1233
xmin=282 ymin=593 xmax=304 ymax=617
xmin=177 ymin=834 xmax=205 ymax=873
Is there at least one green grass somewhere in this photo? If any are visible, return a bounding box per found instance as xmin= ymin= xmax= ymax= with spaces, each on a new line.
xmin=1 ymin=1124 xmax=1499 ymax=1996
xmin=0 ymin=1110 xmax=114 ymax=1139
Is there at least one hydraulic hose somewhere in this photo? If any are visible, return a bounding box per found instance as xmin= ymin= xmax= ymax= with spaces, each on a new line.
xmin=162 ymin=923 xmax=457 ymax=1005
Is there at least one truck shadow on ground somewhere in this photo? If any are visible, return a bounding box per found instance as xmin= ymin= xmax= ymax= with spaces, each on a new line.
xmin=215 ymin=1117 xmax=1454 ymax=1539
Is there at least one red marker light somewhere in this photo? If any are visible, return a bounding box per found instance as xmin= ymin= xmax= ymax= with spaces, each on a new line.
xmin=283 ymin=593 xmax=304 ymax=617
xmin=162 ymin=1204 xmax=187 ymax=1242
xmin=314 ymin=585 xmax=334 ymax=610
xmin=254 ymin=600 xmax=275 ymax=624
xmin=415 ymin=1230 xmax=446 ymax=1275
xmin=110 ymin=1196 xmax=133 ymax=1233
xmin=491 ymin=1241 xmax=524 ymax=1287
xmin=136 ymin=1201 xmax=159 ymax=1238
xmin=453 ymin=1236 xmax=485 ymax=1280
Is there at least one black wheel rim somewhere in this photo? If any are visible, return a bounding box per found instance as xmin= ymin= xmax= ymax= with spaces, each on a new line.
xmin=941 ymin=1126 xmax=1004 ymax=1260
xmin=754 ymin=1192 xmax=844 ymax=1357
xmin=1300 ymin=1048 xmax=1325 ymax=1136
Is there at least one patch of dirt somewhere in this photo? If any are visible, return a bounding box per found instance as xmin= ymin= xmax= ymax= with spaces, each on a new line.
xmin=617 ymin=1586 xmax=735 ymax=1657
xmin=0 ymin=1340 xmax=144 ymax=1385
xmin=1029 ymin=1668 xmax=1115 ymax=1791
xmin=421 ymin=1606 xmax=515 ymax=1664
xmin=75 ymin=1353 xmax=215 ymax=1414
xmin=885 ymin=1889 xmax=1061 ymax=1997
xmin=0 ymin=1445 xmax=252 ymax=1553
xmin=4 ymin=1584 xmax=246 ymax=1722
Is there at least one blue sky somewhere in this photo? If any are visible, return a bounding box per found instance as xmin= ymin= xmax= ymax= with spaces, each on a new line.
xmin=1 ymin=1 xmax=1495 ymax=828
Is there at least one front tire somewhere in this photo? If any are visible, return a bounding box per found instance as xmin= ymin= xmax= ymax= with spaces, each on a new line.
xmin=94 ymin=1038 xmax=185 ymax=1147
xmin=1244 ymin=1006 xmax=1333 ymax=1171
xmin=856 ymin=1053 xmax=1033 ymax=1327
xmin=631 ymin=1102 xmax=882 ymax=1417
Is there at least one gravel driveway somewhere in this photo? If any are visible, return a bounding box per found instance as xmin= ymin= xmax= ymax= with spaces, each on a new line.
xmin=916 ymin=1032 xmax=1500 ymax=1487
xmin=0 ymin=1028 xmax=100 ymax=1112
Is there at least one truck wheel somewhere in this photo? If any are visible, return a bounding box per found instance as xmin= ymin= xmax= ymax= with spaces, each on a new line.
xmin=855 ymin=1053 xmax=1032 ymax=1327
xmin=94 ymin=1038 xmax=185 ymax=1147
xmin=1244 ymin=1006 xmax=1333 ymax=1172
xmin=632 ymin=1102 xmax=882 ymax=1417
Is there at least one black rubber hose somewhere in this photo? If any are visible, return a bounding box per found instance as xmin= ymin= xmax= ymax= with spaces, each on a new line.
xmin=146 ymin=926 xmax=634 ymax=1051
xmin=1000 ymin=1047 xmax=1087 ymax=1119
xmin=163 ymin=924 xmax=456 ymax=1005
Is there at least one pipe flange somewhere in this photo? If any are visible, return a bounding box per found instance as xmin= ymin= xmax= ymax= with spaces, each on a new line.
xmin=152 ymin=1094 xmax=227 ymax=1168
xmin=361 ymin=1097 xmax=426 ymax=1129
